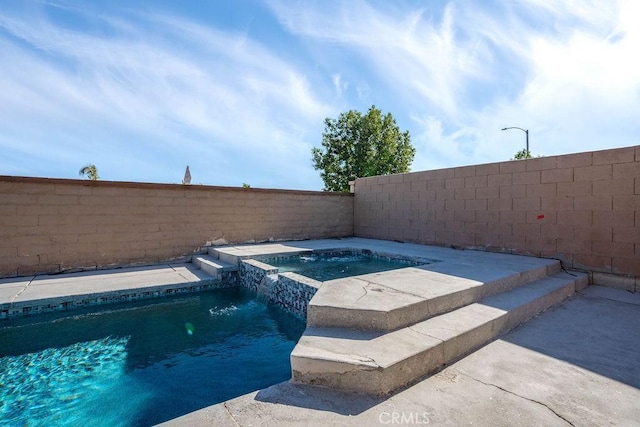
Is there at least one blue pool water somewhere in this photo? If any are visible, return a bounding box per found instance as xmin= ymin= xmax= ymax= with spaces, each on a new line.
xmin=266 ymin=251 xmax=422 ymax=281
xmin=0 ymin=287 xmax=304 ymax=426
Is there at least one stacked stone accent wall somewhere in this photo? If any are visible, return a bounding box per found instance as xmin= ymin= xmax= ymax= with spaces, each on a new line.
xmin=354 ymin=146 xmax=640 ymax=286
xmin=272 ymin=273 xmax=320 ymax=319
xmin=240 ymin=259 xmax=278 ymax=295
xmin=239 ymin=259 xmax=320 ymax=319
xmin=0 ymin=177 xmax=353 ymax=277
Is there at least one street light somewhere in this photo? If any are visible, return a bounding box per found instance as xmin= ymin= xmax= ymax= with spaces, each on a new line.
xmin=501 ymin=127 xmax=529 ymax=154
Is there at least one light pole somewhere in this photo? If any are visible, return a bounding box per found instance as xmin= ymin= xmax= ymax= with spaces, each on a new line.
xmin=501 ymin=127 xmax=529 ymax=154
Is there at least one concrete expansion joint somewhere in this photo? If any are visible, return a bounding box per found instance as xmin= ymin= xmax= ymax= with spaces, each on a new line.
xmin=10 ymin=275 xmax=37 ymax=305
xmin=458 ymin=372 xmax=575 ymax=427
xmin=408 ymin=325 xmax=443 ymax=343
xmin=355 ymin=285 xmax=369 ymax=304
xmin=577 ymin=291 xmax=640 ymax=307
xmin=545 ymin=257 xmax=577 ymax=278
xmin=560 ymin=268 xmax=578 ymax=278
xmin=174 ymin=266 xmax=197 ymax=282
xmin=395 ymin=286 xmax=430 ymax=300
xmin=368 ymin=280 xmax=427 ymax=300
xmin=353 ymin=280 xmax=426 ymax=303
xmin=222 ymin=402 xmax=241 ymax=427
xmin=352 ymin=354 xmax=379 ymax=368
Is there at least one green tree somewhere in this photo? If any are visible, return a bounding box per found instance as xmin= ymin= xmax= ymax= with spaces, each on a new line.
xmin=79 ymin=164 xmax=99 ymax=180
xmin=311 ymin=105 xmax=415 ymax=192
xmin=512 ymin=149 xmax=533 ymax=160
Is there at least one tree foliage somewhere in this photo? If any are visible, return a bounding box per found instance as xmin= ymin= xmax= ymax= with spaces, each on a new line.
xmin=311 ymin=105 xmax=415 ymax=192
xmin=512 ymin=149 xmax=533 ymax=160
xmin=79 ymin=164 xmax=99 ymax=180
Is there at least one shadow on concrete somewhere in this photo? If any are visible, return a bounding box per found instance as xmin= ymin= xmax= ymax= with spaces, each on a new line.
xmin=254 ymin=381 xmax=382 ymax=416
xmin=496 ymin=289 xmax=640 ymax=390
xmin=263 ymin=286 xmax=640 ymax=416
xmin=417 ymin=253 xmax=640 ymax=392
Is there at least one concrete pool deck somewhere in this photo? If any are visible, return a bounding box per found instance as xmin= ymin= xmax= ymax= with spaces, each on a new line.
xmin=1 ymin=238 xmax=639 ymax=425
xmin=163 ymin=285 xmax=640 ymax=426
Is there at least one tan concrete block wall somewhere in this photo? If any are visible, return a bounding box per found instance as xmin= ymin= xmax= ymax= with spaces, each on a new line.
xmin=354 ymin=146 xmax=640 ymax=282
xmin=0 ymin=177 xmax=353 ymax=277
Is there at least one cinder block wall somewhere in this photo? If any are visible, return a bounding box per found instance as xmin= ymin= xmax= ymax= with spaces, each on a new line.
xmin=354 ymin=146 xmax=640 ymax=283
xmin=0 ymin=177 xmax=353 ymax=277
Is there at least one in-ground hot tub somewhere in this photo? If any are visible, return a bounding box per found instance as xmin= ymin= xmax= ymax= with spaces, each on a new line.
xmin=239 ymin=249 xmax=436 ymax=319
xmin=261 ymin=249 xmax=428 ymax=281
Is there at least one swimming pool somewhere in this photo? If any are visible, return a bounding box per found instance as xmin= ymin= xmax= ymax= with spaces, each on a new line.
xmin=264 ymin=250 xmax=424 ymax=282
xmin=0 ymin=287 xmax=304 ymax=426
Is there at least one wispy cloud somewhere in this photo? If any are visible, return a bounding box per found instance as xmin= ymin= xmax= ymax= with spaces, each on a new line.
xmin=0 ymin=2 xmax=332 ymax=187
xmin=0 ymin=1 xmax=638 ymax=188
xmin=267 ymin=0 xmax=639 ymax=171
xmin=267 ymin=1 xmax=483 ymax=116
xmin=331 ymin=73 xmax=348 ymax=98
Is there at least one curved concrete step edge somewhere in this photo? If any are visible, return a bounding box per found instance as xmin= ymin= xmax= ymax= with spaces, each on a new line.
xmin=291 ymin=271 xmax=588 ymax=395
xmin=306 ymin=261 xmax=562 ymax=332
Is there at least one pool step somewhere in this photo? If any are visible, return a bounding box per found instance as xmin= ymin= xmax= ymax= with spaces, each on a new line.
xmin=307 ymin=258 xmax=560 ymax=331
xmin=191 ymin=255 xmax=237 ymax=280
xmin=207 ymin=248 xmax=239 ymax=266
xmin=208 ymin=246 xmax=314 ymax=267
xmin=291 ymin=271 xmax=588 ymax=395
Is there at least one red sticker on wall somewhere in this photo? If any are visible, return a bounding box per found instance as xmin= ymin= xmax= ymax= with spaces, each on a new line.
xmin=537 ymin=214 xmax=545 ymax=220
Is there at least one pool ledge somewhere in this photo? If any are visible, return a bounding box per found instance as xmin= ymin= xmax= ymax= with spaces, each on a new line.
xmin=0 ymin=263 xmax=230 ymax=319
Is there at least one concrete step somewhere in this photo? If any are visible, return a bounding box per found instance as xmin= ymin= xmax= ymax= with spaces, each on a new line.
xmin=291 ymin=271 xmax=588 ymax=395
xmin=307 ymin=258 xmax=561 ymax=331
xmin=209 ymin=246 xmax=314 ymax=267
xmin=208 ymin=248 xmax=234 ymax=264
xmin=191 ymin=254 xmax=237 ymax=279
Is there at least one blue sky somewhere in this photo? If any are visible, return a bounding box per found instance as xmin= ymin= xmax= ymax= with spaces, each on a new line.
xmin=1 ymin=0 xmax=638 ymax=190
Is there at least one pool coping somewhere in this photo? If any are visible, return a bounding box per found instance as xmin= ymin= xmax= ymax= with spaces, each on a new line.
xmin=0 ymin=263 xmax=232 ymax=320
xmin=1 ymin=237 xmax=564 ymax=321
